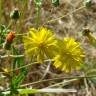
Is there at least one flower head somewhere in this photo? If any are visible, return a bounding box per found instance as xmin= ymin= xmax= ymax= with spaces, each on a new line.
xmin=53 ymin=38 xmax=85 ymax=73
xmin=10 ymin=8 xmax=20 ymax=20
xmin=6 ymin=32 xmax=15 ymax=43
xmin=3 ymin=32 xmax=15 ymax=50
xmin=23 ymin=27 xmax=57 ymax=63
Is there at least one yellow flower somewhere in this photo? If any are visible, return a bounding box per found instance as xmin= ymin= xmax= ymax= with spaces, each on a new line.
xmin=53 ymin=38 xmax=85 ymax=73
xmin=23 ymin=27 xmax=57 ymax=63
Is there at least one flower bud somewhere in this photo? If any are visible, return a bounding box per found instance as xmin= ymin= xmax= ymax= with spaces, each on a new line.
xmin=10 ymin=8 xmax=20 ymax=20
xmin=82 ymin=28 xmax=91 ymax=36
xmin=82 ymin=28 xmax=96 ymax=48
xmin=3 ymin=32 xmax=15 ymax=50
xmin=6 ymin=32 xmax=15 ymax=43
xmin=84 ymin=0 xmax=92 ymax=8
xmin=15 ymin=69 xmax=20 ymax=75
xmin=52 ymin=0 xmax=59 ymax=7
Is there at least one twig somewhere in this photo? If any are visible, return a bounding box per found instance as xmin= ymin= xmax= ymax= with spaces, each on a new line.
xmin=0 ymin=59 xmax=52 ymax=74
xmin=40 ymin=61 xmax=51 ymax=80
xmin=84 ymin=73 xmax=91 ymax=96
xmin=88 ymin=79 xmax=96 ymax=96
xmin=45 ymin=79 xmax=77 ymax=88
xmin=21 ymin=75 xmax=96 ymax=87
xmin=0 ymin=54 xmax=24 ymax=59
xmin=46 ymin=6 xmax=85 ymax=24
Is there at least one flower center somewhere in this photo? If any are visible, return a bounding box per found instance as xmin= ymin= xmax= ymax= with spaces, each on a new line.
xmin=39 ymin=42 xmax=46 ymax=49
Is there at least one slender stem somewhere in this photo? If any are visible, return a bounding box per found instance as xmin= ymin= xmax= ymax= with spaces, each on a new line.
xmin=45 ymin=79 xmax=77 ymax=88
xmin=46 ymin=6 xmax=85 ymax=24
xmin=0 ymin=54 xmax=24 ymax=59
xmin=4 ymin=19 xmax=13 ymax=32
xmin=84 ymin=76 xmax=91 ymax=96
xmin=0 ymin=59 xmax=52 ymax=74
xmin=35 ymin=6 xmax=41 ymax=29
xmin=21 ymin=75 xmax=96 ymax=87
xmin=17 ymin=0 xmax=28 ymax=34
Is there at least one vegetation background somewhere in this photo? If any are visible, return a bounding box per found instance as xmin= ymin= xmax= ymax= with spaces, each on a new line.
xmin=0 ymin=0 xmax=96 ymax=96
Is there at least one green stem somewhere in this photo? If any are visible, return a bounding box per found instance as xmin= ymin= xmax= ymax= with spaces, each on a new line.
xmin=35 ymin=6 xmax=41 ymax=29
xmin=4 ymin=19 xmax=13 ymax=32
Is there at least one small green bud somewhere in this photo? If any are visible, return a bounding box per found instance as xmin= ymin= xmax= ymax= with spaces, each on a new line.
xmin=3 ymin=32 xmax=15 ymax=50
xmin=82 ymin=28 xmax=91 ymax=36
xmin=3 ymin=41 xmax=11 ymax=50
xmin=82 ymin=27 xmax=96 ymax=48
xmin=52 ymin=0 xmax=59 ymax=7
xmin=84 ymin=0 xmax=92 ymax=8
xmin=10 ymin=8 xmax=20 ymax=20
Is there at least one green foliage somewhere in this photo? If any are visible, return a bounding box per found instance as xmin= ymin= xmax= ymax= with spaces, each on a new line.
xmin=9 ymin=46 xmax=26 ymax=95
xmin=0 ymin=92 xmax=4 ymax=96
xmin=86 ymin=69 xmax=96 ymax=84
xmin=18 ymin=89 xmax=40 ymax=94
xmin=0 ymin=25 xmax=9 ymax=44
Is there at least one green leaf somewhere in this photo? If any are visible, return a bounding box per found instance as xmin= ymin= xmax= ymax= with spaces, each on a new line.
xmin=86 ymin=69 xmax=96 ymax=84
xmin=14 ymin=73 xmax=25 ymax=86
xmin=52 ymin=0 xmax=59 ymax=7
xmin=1 ymin=88 xmax=77 ymax=95
xmin=0 ymin=25 xmax=9 ymax=44
xmin=18 ymin=89 xmax=40 ymax=94
xmin=18 ymin=88 xmax=77 ymax=94
xmin=0 ymin=25 xmax=10 ymax=35
xmin=12 ymin=46 xmax=26 ymax=86
xmin=9 ymin=47 xmax=26 ymax=95
xmin=12 ymin=46 xmax=18 ymax=74
xmin=15 ymin=55 xmax=27 ymax=86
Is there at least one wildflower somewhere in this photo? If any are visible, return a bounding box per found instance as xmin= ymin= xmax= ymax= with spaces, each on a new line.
xmin=23 ymin=27 xmax=57 ymax=63
xmin=3 ymin=32 xmax=15 ymax=50
xmin=6 ymin=32 xmax=15 ymax=43
xmin=53 ymin=38 xmax=85 ymax=73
